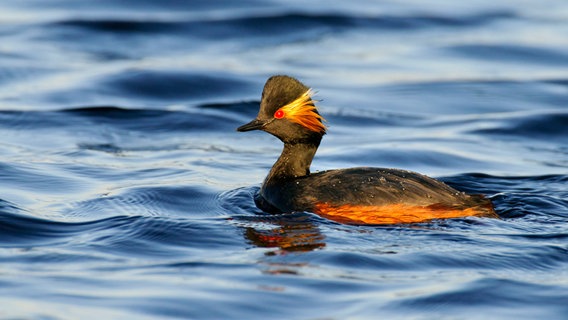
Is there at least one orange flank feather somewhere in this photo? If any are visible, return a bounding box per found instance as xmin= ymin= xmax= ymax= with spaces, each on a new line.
xmin=277 ymin=89 xmax=327 ymax=134
xmin=313 ymin=202 xmax=496 ymax=225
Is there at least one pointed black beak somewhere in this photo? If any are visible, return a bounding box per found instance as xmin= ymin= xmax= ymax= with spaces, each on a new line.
xmin=237 ymin=118 xmax=265 ymax=132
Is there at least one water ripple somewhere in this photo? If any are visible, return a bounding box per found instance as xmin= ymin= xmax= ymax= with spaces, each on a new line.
xmin=52 ymin=10 xmax=515 ymax=37
xmin=1 ymin=0 xmax=568 ymax=319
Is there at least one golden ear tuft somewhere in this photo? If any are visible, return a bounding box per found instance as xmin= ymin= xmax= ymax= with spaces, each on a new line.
xmin=278 ymin=89 xmax=326 ymax=134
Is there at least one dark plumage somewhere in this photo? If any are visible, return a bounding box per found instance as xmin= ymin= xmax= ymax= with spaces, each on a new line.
xmin=238 ymin=75 xmax=496 ymax=224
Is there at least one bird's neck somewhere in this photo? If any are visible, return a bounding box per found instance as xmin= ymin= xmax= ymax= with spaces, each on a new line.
xmin=265 ymin=139 xmax=320 ymax=181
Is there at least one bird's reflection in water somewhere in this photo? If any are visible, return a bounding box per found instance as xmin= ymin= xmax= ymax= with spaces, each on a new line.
xmin=242 ymin=214 xmax=326 ymax=253
xmin=221 ymin=188 xmax=326 ymax=253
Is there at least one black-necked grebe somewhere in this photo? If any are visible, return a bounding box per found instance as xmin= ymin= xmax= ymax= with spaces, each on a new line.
xmin=237 ymin=75 xmax=497 ymax=224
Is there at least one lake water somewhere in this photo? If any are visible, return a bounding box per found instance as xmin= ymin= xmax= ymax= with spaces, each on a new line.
xmin=0 ymin=1 xmax=567 ymax=319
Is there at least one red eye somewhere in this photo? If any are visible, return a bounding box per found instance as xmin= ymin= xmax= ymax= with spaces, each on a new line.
xmin=274 ymin=109 xmax=285 ymax=119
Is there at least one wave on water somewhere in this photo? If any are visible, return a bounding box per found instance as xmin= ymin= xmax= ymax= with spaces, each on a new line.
xmin=51 ymin=10 xmax=516 ymax=35
xmin=0 ymin=0 xmax=567 ymax=319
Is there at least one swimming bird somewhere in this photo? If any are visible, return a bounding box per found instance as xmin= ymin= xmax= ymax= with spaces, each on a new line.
xmin=237 ymin=75 xmax=497 ymax=224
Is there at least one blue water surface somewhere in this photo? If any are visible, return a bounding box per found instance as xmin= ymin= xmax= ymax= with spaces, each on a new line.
xmin=0 ymin=1 xmax=567 ymax=319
